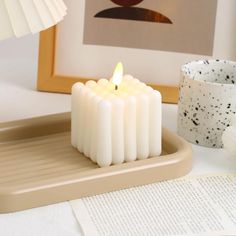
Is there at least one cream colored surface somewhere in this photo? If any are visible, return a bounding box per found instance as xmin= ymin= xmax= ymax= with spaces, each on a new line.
xmin=0 ymin=112 xmax=192 ymax=213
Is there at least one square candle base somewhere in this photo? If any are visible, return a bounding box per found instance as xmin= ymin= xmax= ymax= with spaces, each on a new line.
xmin=0 ymin=113 xmax=192 ymax=213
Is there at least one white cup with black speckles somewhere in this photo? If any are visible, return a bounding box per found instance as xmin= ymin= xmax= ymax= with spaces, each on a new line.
xmin=177 ymin=59 xmax=236 ymax=148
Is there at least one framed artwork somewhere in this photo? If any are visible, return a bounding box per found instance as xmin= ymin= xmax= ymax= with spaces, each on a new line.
xmin=38 ymin=0 xmax=236 ymax=104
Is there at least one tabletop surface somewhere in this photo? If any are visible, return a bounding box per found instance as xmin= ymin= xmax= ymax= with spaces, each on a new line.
xmin=0 ymin=47 xmax=235 ymax=236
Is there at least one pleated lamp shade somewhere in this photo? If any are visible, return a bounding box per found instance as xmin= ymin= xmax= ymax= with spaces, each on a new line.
xmin=0 ymin=0 xmax=67 ymax=41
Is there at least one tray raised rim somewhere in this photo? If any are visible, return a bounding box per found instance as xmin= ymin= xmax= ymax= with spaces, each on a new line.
xmin=0 ymin=112 xmax=192 ymax=213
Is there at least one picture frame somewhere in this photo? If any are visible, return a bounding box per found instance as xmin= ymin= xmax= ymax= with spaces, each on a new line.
xmin=37 ymin=0 xmax=236 ymax=104
xmin=37 ymin=26 xmax=178 ymax=103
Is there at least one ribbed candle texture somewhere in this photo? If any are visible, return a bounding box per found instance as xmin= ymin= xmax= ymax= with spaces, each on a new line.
xmin=71 ymin=75 xmax=162 ymax=167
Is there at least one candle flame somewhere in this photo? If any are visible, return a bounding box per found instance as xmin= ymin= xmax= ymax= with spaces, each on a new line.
xmin=112 ymin=62 xmax=123 ymax=86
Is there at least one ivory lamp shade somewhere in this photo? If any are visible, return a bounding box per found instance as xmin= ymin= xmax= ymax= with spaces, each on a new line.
xmin=0 ymin=0 xmax=67 ymax=41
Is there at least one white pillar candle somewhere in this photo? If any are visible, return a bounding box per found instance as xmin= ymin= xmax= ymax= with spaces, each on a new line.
xmin=111 ymin=98 xmax=125 ymax=164
xmin=71 ymin=82 xmax=84 ymax=147
xmin=149 ymin=90 xmax=162 ymax=157
xmin=71 ymin=63 xmax=162 ymax=167
xmin=77 ymin=87 xmax=89 ymax=153
xmin=124 ymin=96 xmax=137 ymax=162
xmin=83 ymin=91 xmax=95 ymax=157
xmin=90 ymin=95 xmax=102 ymax=162
xmin=86 ymin=80 xmax=97 ymax=89
xmin=96 ymin=100 xmax=112 ymax=167
xmin=98 ymin=78 xmax=109 ymax=87
xmin=136 ymin=93 xmax=150 ymax=160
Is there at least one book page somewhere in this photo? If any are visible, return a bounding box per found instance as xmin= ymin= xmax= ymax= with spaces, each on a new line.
xmin=70 ymin=174 xmax=236 ymax=236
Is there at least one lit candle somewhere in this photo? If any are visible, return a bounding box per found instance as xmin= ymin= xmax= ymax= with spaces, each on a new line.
xmin=124 ymin=95 xmax=137 ymax=162
xmin=83 ymin=91 xmax=95 ymax=157
xmin=71 ymin=82 xmax=84 ymax=147
xmin=90 ymin=95 xmax=102 ymax=162
xmin=71 ymin=63 xmax=162 ymax=167
xmin=149 ymin=91 xmax=162 ymax=157
xmin=136 ymin=93 xmax=150 ymax=160
xmin=111 ymin=97 xmax=125 ymax=164
xmin=96 ymin=100 xmax=112 ymax=167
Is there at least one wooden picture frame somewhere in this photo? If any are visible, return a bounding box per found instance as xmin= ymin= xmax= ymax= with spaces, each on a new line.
xmin=37 ymin=26 xmax=178 ymax=104
xmin=37 ymin=0 xmax=235 ymax=104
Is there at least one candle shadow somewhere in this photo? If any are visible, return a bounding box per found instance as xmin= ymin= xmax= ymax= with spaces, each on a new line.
xmin=95 ymin=7 xmax=172 ymax=24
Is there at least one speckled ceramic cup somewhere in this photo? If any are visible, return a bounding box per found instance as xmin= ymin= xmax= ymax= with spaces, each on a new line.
xmin=177 ymin=60 xmax=236 ymax=148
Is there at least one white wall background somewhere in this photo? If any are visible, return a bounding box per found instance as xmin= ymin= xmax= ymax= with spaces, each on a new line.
xmin=0 ymin=34 xmax=71 ymax=122
xmin=0 ymin=34 xmax=38 ymax=61
xmin=0 ymin=34 xmax=39 ymax=90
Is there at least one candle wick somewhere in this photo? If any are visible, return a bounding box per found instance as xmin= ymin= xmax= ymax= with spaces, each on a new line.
xmin=115 ymin=85 xmax=118 ymax=90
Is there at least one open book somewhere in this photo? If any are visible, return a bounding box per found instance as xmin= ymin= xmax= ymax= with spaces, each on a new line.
xmin=70 ymin=174 xmax=236 ymax=236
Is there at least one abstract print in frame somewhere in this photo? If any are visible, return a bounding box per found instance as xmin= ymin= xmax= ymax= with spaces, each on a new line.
xmin=38 ymin=0 xmax=236 ymax=103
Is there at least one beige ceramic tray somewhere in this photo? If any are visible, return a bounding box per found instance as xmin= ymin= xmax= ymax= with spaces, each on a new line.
xmin=0 ymin=112 xmax=192 ymax=213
